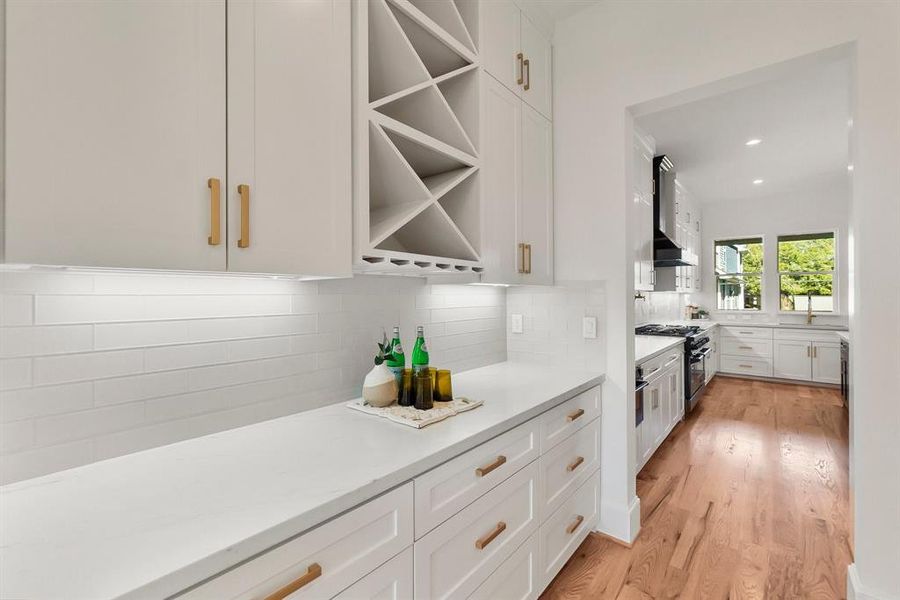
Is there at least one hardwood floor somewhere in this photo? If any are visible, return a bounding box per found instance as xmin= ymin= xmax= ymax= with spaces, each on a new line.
xmin=541 ymin=376 xmax=851 ymax=600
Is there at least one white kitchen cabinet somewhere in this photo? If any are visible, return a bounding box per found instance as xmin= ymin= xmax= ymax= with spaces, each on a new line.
xmin=4 ymin=0 xmax=226 ymax=271
xmin=633 ymin=128 xmax=655 ymax=291
xmin=706 ymin=326 xmax=719 ymax=383
xmin=637 ymin=350 xmax=682 ymax=472
xmin=332 ymin=547 xmax=412 ymax=600
xmin=774 ymin=340 xmax=813 ymax=381
xmin=227 ymin=0 xmax=351 ymax=276
xmin=481 ymin=0 xmax=552 ymax=119
xmin=481 ymin=74 xmax=553 ymax=285
xmin=4 ymin=0 xmax=351 ymax=277
xmin=812 ymin=342 xmax=841 ymax=384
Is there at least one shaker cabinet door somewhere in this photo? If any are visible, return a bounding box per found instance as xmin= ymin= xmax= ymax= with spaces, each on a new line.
xmin=4 ymin=0 xmax=227 ymax=271
xmin=519 ymin=13 xmax=552 ymax=119
xmin=519 ymin=104 xmax=553 ymax=285
xmin=481 ymin=0 xmax=521 ymax=94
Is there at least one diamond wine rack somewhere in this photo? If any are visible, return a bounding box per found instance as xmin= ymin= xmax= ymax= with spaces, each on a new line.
xmin=354 ymin=0 xmax=483 ymax=276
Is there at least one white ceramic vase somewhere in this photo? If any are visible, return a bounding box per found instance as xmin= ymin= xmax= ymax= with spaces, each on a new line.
xmin=363 ymin=363 xmax=398 ymax=407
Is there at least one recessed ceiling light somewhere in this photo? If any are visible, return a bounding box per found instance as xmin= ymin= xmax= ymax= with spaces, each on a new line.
xmin=847 ymin=164 xmax=854 ymax=172
xmin=745 ymin=138 xmax=762 ymax=146
xmin=753 ymin=179 xmax=764 ymax=185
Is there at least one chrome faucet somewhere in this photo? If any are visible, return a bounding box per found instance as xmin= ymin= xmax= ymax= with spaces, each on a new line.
xmin=806 ymin=291 xmax=815 ymax=325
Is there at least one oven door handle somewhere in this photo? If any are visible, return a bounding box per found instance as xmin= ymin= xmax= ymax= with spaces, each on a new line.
xmin=690 ymin=348 xmax=711 ymax=363
xmin=636 ymin=379 xmax=649 ymax=392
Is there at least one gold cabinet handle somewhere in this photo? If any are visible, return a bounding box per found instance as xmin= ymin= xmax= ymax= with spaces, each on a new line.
xmin=516 ymin=52 xmax=524 ymax=85
xmin=518 ymin=243 xmax=526 ymax=273
xmin=567 ymin=408 xmax=585 ymax=422
xmin=525 ymin=243 xmax=532 ymax=274
xmin=475 ymin=521 xmax=507 ymax=550
xmin=476 ymin=455 xmax=507 ymax=477
xmin=807 ymin=346 xmax=811 ymax=357
xmin=207 ymin=178 xmax=221 ymax=246
xmin=237 ymin=184 xmax=250 ymax=248
xmin=523 ymin=58 xmax=531 ymax=91
xmin=566 ymin=515 xmax=584 ymax=535
xmin=739 ymin=364 xmax=753 ymax=369
xmin=566 ymin=456 xmax=585 ymax=472
xmin=263 ymin=563 xmax=322 ymax=600
xmin=813 ymin=345 xmax=818 ymax=358
xmin=739 ymin=346 xmax=752 ymax=350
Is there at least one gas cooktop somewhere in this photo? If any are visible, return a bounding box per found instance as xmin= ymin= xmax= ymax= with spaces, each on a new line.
xmin=635 ymin=323 xmax=702 ymax=337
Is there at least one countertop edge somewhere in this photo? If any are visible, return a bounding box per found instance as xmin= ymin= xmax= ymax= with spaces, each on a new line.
xmin=635 ymin=336 xmax=685 ymax=365
xmin=126 ymin=371 xmax=606 ymax=600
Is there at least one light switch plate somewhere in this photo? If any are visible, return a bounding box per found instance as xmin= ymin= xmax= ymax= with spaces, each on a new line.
xmin=582 ymin=316 xmax=597 ymax=339
xmin=511 ymin=313 xmax=524 ymax=334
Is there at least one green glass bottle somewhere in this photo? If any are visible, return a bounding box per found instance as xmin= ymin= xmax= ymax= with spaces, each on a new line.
xmin=385 ymin=326 xmax=405 ymax=385
xmin=411 ymin=325 xmax=429 ymax=376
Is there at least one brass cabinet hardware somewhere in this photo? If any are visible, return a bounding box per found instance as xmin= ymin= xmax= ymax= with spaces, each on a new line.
xmin=739 ymin=364 xmax=753 ymax=368
xmin=566 ymin=456 xmax=585 ymax=472
xmin=207 ymin=178 xmax=221 ymax=246
xmin=524 ymin=243 xmax=532 ymax=274
xmin=263 ymin=563 xmax=322 ymax=600
xmin=475 ymin=521 xmax=507 ymax=550
xmin=567 ymin=408 xmax=585 ymax=422
xmin=566 ymin=515 xmax=584 ymax=535
xmin=238 ymin=184 xmax=250 ymax=248
xmin=516 ymin=53 xmax=524 ymax=85
xmin=738 ymin=331 xmax=753 ymax=335
xmin=518 ymin=243 xmax=526 ymax=273
xmin=813 ymin=345 xmax=817 ymax=358
xmin=476 ymin=455 xmax=507 ymax=477
xmin=807 ymin=345 xmax=811 ymax=357
xmin=739 ymin=346 xmax=752 ymax=350
xmin=523 ymin=58 xmax=531 ymax=90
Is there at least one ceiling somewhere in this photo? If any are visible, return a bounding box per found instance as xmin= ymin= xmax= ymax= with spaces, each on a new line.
xmin=636 ymin=57 xmax=851 ymax=205
xmin=518 ymin=0 xmax=601 ymax=26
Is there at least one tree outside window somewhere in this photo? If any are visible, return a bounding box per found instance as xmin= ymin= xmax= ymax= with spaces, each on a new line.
xmin=715 ymin=237 xmax=763 ymax=310
xmin=778 ymin=233 xmax=835 ymax=312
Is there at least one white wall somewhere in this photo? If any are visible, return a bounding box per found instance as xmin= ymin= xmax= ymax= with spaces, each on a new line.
xmin=0 ymin=271 xmax=506 ymax=484
xmin=634 ymin=292 xmax=690 ymax=325
xmin=553 ymin=2 xmax=900 ymax=596
xmin=699 ymin=176 xmax=850 ymax=327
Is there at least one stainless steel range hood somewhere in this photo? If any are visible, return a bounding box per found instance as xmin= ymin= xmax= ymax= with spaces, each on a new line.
xmin=653 ymin=155 xmax=695 ymax=268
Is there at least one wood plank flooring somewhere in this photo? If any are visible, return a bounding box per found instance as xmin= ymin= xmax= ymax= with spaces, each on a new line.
xmin=541 ymin=376 xmax=850 ymax=600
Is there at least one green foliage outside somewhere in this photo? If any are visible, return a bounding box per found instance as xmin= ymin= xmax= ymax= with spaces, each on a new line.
xmin=778 ymin=238 xmax=834 ymax=310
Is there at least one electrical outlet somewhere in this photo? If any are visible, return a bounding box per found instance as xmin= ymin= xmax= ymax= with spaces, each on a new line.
xmin=582 ymin=316 xmax=597 ymax=339
xmin=511 ymin=313 xmax=524 ymax=334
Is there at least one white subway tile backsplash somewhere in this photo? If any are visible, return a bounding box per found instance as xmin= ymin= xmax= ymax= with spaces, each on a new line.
xmin=0 ymin=271 xmax=506 ymax=483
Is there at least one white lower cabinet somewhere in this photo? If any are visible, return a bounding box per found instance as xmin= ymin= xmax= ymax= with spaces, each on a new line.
xmin=538 ymin=471 xmax=600 ymax=589
xmin=177 ymin=483 xmax=413 ymax=600
xmin=332 ymin=546 xmax=412 ymax=600
xmin=812 ymin=342 xmax=841 ymax=384
xmin=176 ymin=385 xmax=603 ymax=600
xmin=774 ymin=339 xmax=813 ymax=381
xmin=636 ymin=351 xmax=683 ymax=473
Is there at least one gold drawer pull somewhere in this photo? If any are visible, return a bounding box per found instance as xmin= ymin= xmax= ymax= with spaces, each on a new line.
xmin=476 ymin=455 xmax=507 ymax=477
xmin=566 ymin=515 xmax=584 ymax=535
xmin=739 ymin=346 xmax=752 ymax=350
xmin=238 ymin=184 xmax=250 ymax=248
xmin=524 ymin=243 xmax=532 ymax=274
xmin=516 ymin=52 xmax=524 ymax=85
xmin=739 ymin=364 xmax=753 ymax=369
xmin=475 ymin=521 xmax=507 ymax=550
xmin=264 ymin=563 xmax=322 ymax=600
xmin=566 ymin=456 xmax=585 ymax=472
xmin=518 ymin=243 xmax=526 ymax=273
xmin=567 ymin=408 xmax=585 ymax=422
xmin=523 ymin=58 xmax=531 ymax=91
xmin=207 ymin=178 xmax=221 ymax=246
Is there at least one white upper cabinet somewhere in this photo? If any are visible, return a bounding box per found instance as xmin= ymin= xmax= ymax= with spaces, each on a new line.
xmin=519 ymin=104 xmax=553 ymax=285
xmin=4 ymin=0 xmax=351 ymax=277
xmin=227 ymin=0 xmax=351 ymax=276
xmin=481 ymin=1 xmax=552 ymax=120
xmin=633 ymin=128 xmax=655 ymax=292
xmin=4 ymin=0 xmax=227 ymax=271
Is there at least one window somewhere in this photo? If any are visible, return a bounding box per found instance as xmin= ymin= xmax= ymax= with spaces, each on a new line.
xmin=715 ymin=237 xmax=763 ymax=310
xmin=778 ymin=232 xmax=835 ymax=312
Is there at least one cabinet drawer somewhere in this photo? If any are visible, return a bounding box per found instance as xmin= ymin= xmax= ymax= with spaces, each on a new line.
xmin=721 ymin=338 xmax=772 ymax=358
xmin=414 ymin=461 xmax=539 ymax=600
xmin=639 ymin=349 xmax=681 ymax=383
xmin=332 ymin=546 xmax=412 ymax=600
xmin=539 ymin=417 xmax=600 ymax=518
xmin=538 ymin=470 xmax=599 ymax=588
xmin=468 ymin=533 xmax=540 ymax=600
xmin=177 ymin=483 xmax=413 ymax=600
xmin=774 ymin=328 xmax=846 ymax=343
xmin=414 ymin=419 xmax=539 ymax=539
xmin=721 ymin=326 xmax=773 ymax=340
xmin=720 ymin=356 xmax=773 ymax=378
xmin=540 ymin=385 xmax=601 ymax=452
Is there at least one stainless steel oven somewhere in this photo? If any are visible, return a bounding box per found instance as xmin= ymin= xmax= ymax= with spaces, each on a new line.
xmin=635 ymin=366 xmax=648 ymax=427
xmin=686 ymin=337 xmax=711 ymax=413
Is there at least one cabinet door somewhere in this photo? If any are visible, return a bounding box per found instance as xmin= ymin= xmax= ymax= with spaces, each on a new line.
xmin=812 ymin=342 xmax=841 ymax=384
xmin=481 ymin=0 xmax=521 ymax=93
xmin=519 ymin=13 xmax=552 ymax=120
xmin=520 ymin=104 xmax=554 ymax=285
xmin=633 ymin=131 xmax=655 ymax=291
xmin=5 ymin=0 xmax=226 ymax=271
xmin=227 ymin=0 xmax=351 ymax=276
xmin=773 ymin=340 xmax=812 ymax=381
xmin=480 ymin=74 xmax=522 ymax=284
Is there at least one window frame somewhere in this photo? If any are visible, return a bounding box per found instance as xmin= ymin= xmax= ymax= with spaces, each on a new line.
xmin=713 ymin=234 xmax=765 ymax=312
xmin=776 ymin=229 xmax=839 ymax=315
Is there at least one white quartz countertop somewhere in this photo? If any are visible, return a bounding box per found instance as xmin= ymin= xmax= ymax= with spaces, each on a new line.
xmin=0 ymin=362 xmax=604 ymax=600
xmin=635 ymin=335 xmax=685 ymax=364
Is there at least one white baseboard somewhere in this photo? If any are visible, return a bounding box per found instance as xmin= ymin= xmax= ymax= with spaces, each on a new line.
xmin=596 ymin=496 xmax=641 ymax=544
xmin=848 ymin=564 xmax=900 ymax=600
